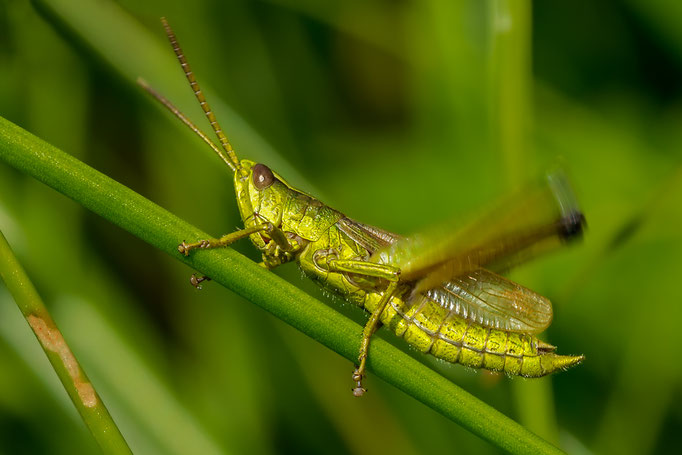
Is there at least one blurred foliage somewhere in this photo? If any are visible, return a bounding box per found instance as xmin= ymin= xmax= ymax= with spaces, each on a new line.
xmin=1 ymin=0 xmax=681 ymax=454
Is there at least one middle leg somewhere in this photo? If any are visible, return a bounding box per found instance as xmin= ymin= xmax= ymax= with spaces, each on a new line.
xmin=351 ymin=280 xmax=399 ymax=397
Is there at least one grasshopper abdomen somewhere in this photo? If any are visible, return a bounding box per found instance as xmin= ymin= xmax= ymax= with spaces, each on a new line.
xmin=378 ymin=293 xmax=583 ymax=377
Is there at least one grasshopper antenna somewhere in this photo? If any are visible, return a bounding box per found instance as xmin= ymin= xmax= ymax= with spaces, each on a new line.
xmin=137 ymin=77 xmax=237 ymax=171
xmin=160 ymin=17 xmax=240 ymax=171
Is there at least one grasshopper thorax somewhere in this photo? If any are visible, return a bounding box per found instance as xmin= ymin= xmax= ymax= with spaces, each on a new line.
xmin=233 ymin=159 xmax=343 ymax=260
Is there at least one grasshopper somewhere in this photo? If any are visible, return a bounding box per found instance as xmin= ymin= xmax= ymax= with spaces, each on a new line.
xmin=139 ymin=18 xmax=585 ymax=396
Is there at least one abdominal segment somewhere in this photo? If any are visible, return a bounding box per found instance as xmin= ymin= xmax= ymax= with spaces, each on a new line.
xmin=363 ymin=291 xmax=583 ymax=377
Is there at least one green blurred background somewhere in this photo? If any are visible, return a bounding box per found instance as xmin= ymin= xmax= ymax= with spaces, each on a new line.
xmin=1 ymin=0 xmax=681 ymax=453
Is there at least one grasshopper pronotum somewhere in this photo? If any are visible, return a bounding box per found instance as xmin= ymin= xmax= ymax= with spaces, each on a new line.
xmin=139 ymin=18 xmax=585 ymax=396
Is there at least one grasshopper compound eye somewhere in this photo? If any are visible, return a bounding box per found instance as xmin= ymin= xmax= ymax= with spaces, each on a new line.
xmin=252 ymin=163 xmax=275 ymax=190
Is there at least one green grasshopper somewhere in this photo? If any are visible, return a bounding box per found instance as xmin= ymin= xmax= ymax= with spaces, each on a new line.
xmin=139 ymin=18 xmax=585 ymax=396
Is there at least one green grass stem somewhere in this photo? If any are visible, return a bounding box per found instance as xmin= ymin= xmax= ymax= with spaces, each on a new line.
xmin=487 ymin=0 xmax=561 ymax=444
xmin=0 ymin=230 xmax=131 ymax=454
xmin=0 ymin=114 xmax=565 ymax=455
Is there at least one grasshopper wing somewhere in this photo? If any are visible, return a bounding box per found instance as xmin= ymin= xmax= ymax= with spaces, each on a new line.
xmin=370 ymin=172 xmax=585 ymax=295
xmin=340 ymin=173 xmax=580 ymax=333
xmin=337 ymin=218 xmax=401 ymax=253
xmin=424 ymin=268 xmax=552 ymax=333
xmin=339 ymin=215 xmax=554 ymax=333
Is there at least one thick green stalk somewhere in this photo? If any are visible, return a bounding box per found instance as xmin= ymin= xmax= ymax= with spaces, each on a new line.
xmin=0 ymin=230 xmax=131 ymax=454
xmin=488 ymin=0 xmax=532 ymax=186
xmin=488 ymin=0 xmax=561 ymax=444
xmin=0 ymin=116 xmax=565 ymax=454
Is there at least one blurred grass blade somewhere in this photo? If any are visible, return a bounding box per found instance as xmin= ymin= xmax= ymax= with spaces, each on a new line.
xmin=0 ymin=114 xmax=566 ymax=454
xmin=33 ymin=0 xmax=319 ymax=195
xmin=487 ymin=0 xmax=560 ymax=444
xmin=0 ymin=230 xmax=132 ymax=454
xmin=54 ymin=297 xmax=229 ymax=455
xmin=488 ymin=0 xmax=532 ymax=186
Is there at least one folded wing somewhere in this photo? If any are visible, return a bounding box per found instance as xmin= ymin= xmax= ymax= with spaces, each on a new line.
xmin=424 ymin=268 xmax=553 ymax=334
xmin=339 ymin=172 xmax=581 ymax=334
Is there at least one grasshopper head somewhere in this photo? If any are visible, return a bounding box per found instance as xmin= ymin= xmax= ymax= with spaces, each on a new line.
xmin=234 ymin=160 xmax=292 ymax=249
